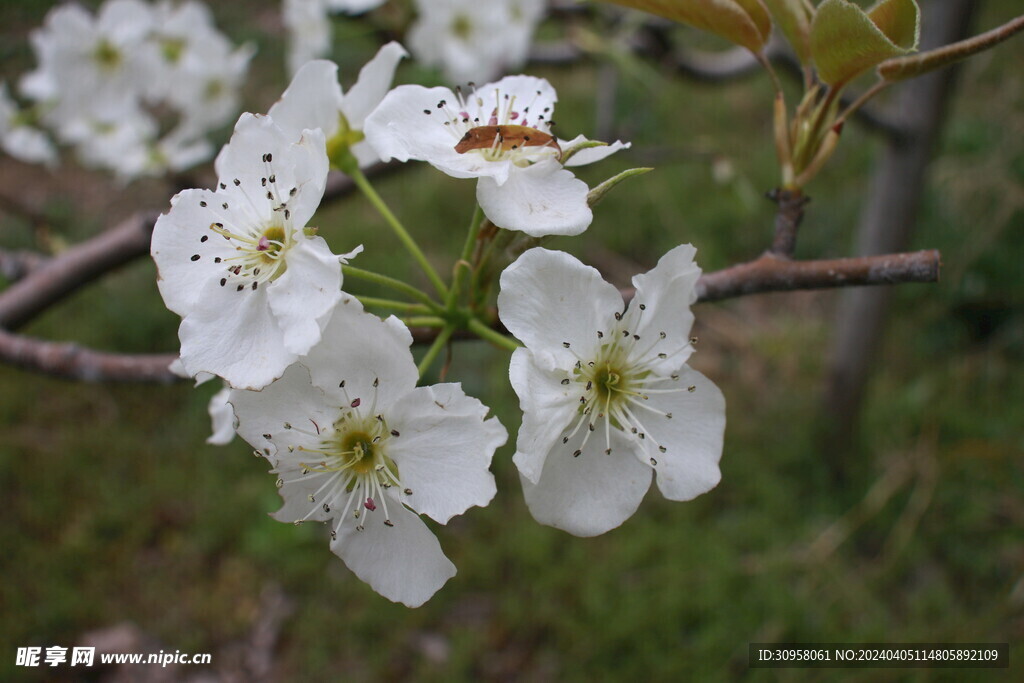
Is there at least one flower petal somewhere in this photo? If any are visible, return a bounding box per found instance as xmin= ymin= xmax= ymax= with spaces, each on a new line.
xmin=509 ymin=348 xmax=580 ymax=484
xmin=178 ymin=276 xmax=293 ymax=389
xmin=206 ymin=386 xmax=236 ymax=445
xmin=558 ymin=134 xmax=631 ymax=167
xmin=302 ymin=300 xmax=419 ymax=411
xmin=268 ymin=59 xmax=344 ymax=141
xmin=386 ymin=383 xmax=505 ymax=523
xmin=498 ymin=248 xmax=622 ymax=360
xmin=476 ymin=158 xmax=591 ymax=236
xmin=625 ymin=243 xmax=702 ymax=374
xmin=229 ymin=363 xmax=336 ymax=522
xmin=340 ymin=41 xmax=408 ymax=127
xmin=521 ymin=428 xmax=652 ymax=537
xmin=362 ymin=85 xmax=476 ymax=174
xmin=266 ymin=235 xmax=342 ymax=357
xmin=643 ymin=367 xmax=726 ymax=502
xmin=331 ymin=495 xmax=456 ymax=607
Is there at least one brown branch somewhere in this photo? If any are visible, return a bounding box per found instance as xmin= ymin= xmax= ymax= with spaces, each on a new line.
xmin=0 ymin=210 xmax=158 ymax=330
xmin=0 ymin=250 xmax=940 ymax=382
xmin=0 ymin=328 xmax=179 ymax=382
xmin=766 ymin=189 xmax=810 ymax=257
xmin=693 ymin=250 xmax=940 ymax=303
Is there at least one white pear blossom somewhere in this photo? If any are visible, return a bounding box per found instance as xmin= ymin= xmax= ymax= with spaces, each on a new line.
xmin=152 ymin=113 xmax=359 ymax=390
xmin=0 ymin=83 xmax=56 ymax=166
xmin=408 ymin=0 xmax=546 ymax=84
xmin=498 ymin=246 xmax=726 ymax=537
xmin=364 ymin=75 xmax=628 ymax=236
xmin=266 ymin=43 xmax=407 ymax=168
xmin=230 ymin=299 xmax=507 ymax=607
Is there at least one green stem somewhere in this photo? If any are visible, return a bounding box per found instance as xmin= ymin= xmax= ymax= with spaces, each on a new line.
xmin=417 ymin=325 xmax=454 ymax=378
xmin=356 ymin=296 xmax=433 ymax=313
xmin=468 ymin=317 xmax=520 ymax=352
xmin=446 ymin=205 xmax=486 ymax=311
xmin=404 ymin=316 xmax=446 ymax=328
xmin=348 ymin=165 xmax=448 ymax=298
xmin=343 ymin=265 xmax=443 ymax=312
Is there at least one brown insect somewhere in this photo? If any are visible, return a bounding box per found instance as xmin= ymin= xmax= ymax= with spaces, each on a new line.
xmin=454 ymin=125 xmax=560 ymax=156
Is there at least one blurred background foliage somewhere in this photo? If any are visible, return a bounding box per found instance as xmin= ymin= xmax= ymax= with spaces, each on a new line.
xmin=0 ymin=0 xmax=1021 ymax=680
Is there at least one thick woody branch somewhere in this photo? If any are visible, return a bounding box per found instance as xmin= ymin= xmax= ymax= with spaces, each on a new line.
xmin=693 ymin=250 xmax=941 ymax=302
xmin=0 ymin=328 xmax=179 ymax=382
xmin=0 ymin=211 xmax=159 ymax=330
xmin=0 ymin=250 xmax=940 ymax=382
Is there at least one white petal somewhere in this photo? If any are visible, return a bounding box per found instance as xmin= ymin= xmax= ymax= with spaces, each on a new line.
xmin=214 ymin=115 xmax=328 ymax=230
xmin=206 ymin=386 xmax=237 ymax=445
xmin=559 ymin=134 xmax=631 ymax=167
xmin=229 ymin=363 xmax=336 ymax=522
xmin=340 ymin=41 xmax=408 ymax=127
xmin=644 ymin=367 xmax=726 ymax=501
xmin=268 ymin=59 xmax=343 ymax=141
xmin=266 ymin=235 xmax=342 ymax=356
xmin=178 ymin=277 xmax=294 ymax=389
xmin=483 ymin=75 xmax=558 ymax=126
xmin=362 ymin=85 xmax=489 ymax=180
xmin=386 ymin=383 xmax=505 ymax=523
xmin=151 ymin=188 xmax=244 ymax=317
xmin=508 ymin=348 xmax=579 ymax=484
xmin=476 ymin=158 xmax=591 ymax=236
xmin=498 ymin=248 xmax=622 ymax=360
xmin=331 ymin=496 xmax=456 ymax=607
xmin=521 ymin=428 xmax=652 ymax=537
xmin=625 ymin=244 xmax=702 ymax=374
xmin=302 ymin=300 xmax=418 ymax=410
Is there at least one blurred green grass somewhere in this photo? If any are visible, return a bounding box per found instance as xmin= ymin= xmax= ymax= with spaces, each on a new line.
xmin=1 ymin=1 xmax=1022 ymax=681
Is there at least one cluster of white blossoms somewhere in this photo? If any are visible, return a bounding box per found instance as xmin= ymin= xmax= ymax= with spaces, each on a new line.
xmin=409 ymin=0 xmax=547 ymax=84
xmin=151 ymin=40 xmax=724 ymax=606
xmin=13 ymin=0 xmax=252 ymax=180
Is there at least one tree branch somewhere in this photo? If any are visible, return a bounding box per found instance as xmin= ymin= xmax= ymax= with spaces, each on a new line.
xmin=0 ymin=249 xmax=941 ymax=382
xmin=0 ymin=211 xmax=159 ymax=330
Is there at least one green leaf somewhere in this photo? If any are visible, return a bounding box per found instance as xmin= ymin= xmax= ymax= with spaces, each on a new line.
xmin=763 ymin=0 xmax=813 ymax=64
xmin=587 ymin=168 xmax=654 ymax=207
xmin=809 ymin=0 xmax=920 ymax=86
xmin=604 ymin=0 xmax=772 ymax=54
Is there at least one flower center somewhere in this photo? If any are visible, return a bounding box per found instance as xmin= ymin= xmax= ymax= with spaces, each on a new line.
xmin=451 ymin=14 xmax=473 ymax=40
xmin=275 ymin=380 xmax=412 ymax=533
xmin=189 ymin=151 xmax=304 ymax=294
xmin=425 ymin=85 xmax=560 ymax=166
xmin=558 ymin=307 xmax=697 ymax=465
xmin=93 ymin=39 xmax=121 ymax=71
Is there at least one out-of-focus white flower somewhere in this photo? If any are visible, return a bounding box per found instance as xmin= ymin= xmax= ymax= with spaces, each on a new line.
xmin=267 ymin=43 xmax=407 ymax=168
xmin=498 ymin=246 xmax=726 ymax=537
xmin=229 ymin=300 xmax=506 ymax=607
xmin=408 ymin=0 xmax=546 ymax=84
xmin=152 ymin=113 xmax=360 ymax=390
xmin=364 ymin=74 xmax=628 ymax=236
xmin=0 ymin=83 xmax=57 ymax=166
xmin=17 ymin=0 xmax=251 ymax=179
xmin=283 ymin=0 xmax=333 ymax=75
